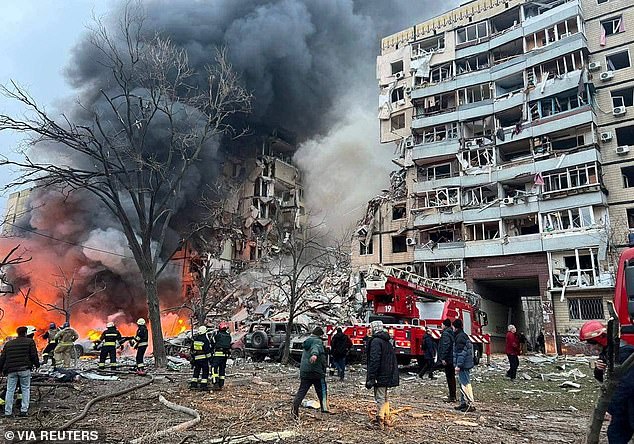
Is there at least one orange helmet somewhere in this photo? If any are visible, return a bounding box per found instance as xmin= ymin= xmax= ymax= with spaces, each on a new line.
xmin=219 ymin=322 xmax=229 ymax=330
xmin=579 ymin=320 xmax=608 ymax=347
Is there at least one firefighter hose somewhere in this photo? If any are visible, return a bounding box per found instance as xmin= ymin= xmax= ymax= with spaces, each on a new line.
xmin=129 ymin=394 xmax=200 ymax=444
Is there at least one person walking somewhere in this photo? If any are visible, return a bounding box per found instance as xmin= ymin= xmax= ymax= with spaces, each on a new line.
xmin=53 ymin=323 xmax=79 ymax=368
xmin=41 ymin=323 xmax=60 ymax=367
xmin=330 ymin=327 xmax=352 ymax=381
xmin=505 ymin=324 xmax=520 ymax=380
xmin=536 ymin=331 xmax=546 ymax=354
xmin=453 ymin=319 xmax=475 ymax=413
xmin=365 ymin=321 xmax=399 ymax=426
xmin=0 ymin=326 xmax=40 ymax=417
xmin=418 ymin=328 xmax=437 ymax=380
xmin=291 ymin=327 xmax=329 ymax=419
xmin=98 ymin=322 xmax=122 ymax=369
xmin=132 ymin=318 xmax=148 ymax=375
xmin=437 ymin=319 xmax=456 ymax=402
xmin=210 ymin=322 xmax=232 ymax=390
xmin=579 ymin=320 xmax=634 ymax=443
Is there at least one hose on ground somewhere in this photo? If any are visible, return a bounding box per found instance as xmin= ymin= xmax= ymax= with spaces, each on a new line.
xmin=130 ymin=394 xmax=201 ymax=444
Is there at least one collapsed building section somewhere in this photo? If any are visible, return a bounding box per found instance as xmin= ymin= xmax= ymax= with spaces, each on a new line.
xmin=355 ymin=0 xmax=634 ymax=354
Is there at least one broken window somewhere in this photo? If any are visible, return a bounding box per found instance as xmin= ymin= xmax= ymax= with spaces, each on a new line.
xmin=391 ymin=113 xmax=405 ymax=131
xmin=543 ymin=163 xmax=598 ymax=193
xmin=528 ymin=51 xmax=584 ymax=87
xmin=551 ymin=248 xmax=600 ymax=288
xmin=568 ymin=298 xmax=605 ymax=320
xmin=419 ymin=122 xmax=458 ymax=143
xmin=462 ymin=117 xmax=494 ymax=140
xmin=525 ymin=17 xmax=579 ymax=51
xmin=612 ymin=87 xmax=634 ymax=108
xmin=391 ymin=87 xmax=405 ymax=103
xmin=491 ymin=39 xmax=524 ymax=65
xmin=551 ymin=135 xmax=585 ymax=151
xmin=411 ymin=35 xmax=445 ymax=58
xmin=601 ymin=16 xmax=624 ymax=37
xmin=464 ymin=221 xmax=500 ymax=241
xmin=456 ymin=21 xmax=488 ymax=44
xmin=616 ymin=125 xmax=634 ymax=146
xmin=416 ymin=188 xmax=460 ymax=208
xmin=504 ymin=214 xmax=539 ymax=236
xmin=392 ymin=204 xmax=407 ymax=220
xmin=419 ymin=225 xmax=461 ymax=244
xmin=418 ymin=162 xmax=454 ymax=181
xmin=490 ymin=7 xmax=520 ymax=35
xmin=460 ymin=146 xmax=494 ymax=170
xmin=462 ymin=185 xmax=498 ymax=208
xmin=531 ymin=89 xmax=587 ymax=120
xmin=359 ymin=240 xmax=374 ymax=255
xmin=627 ymin=208 xmax=634 ymax=230
xmin=542 ymin=207 xmax=595 ymax=232
xmin=391 ymin=60 xmax=404 ymax=75
xmin=495 ymin=73 xmax=523 ymax=98
xmin=422 ymin=261 xmax=463 ymax=279
xmin=623 ymin=166 xmax=634 ymax=188
xmin=392 ymin=235 xmax=408 ymax=253
xmin=415 ymin=93 xmax=456 ymax=117
xmin=456 ymin=54 xmax=490 ymax=75
xmin=429 ymin=63 xmax=453 ymax=84
xmin=458 ymin=83 xmax=492 ymax=106
xmin=606 ymin=50 xmax=630 ymax=71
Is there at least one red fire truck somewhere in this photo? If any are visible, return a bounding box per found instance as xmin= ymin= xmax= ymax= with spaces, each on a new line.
xmin=614 ymin=247 xmax=634 ymax=344
xmin=329 ymin=265 xmax=490 ymax=366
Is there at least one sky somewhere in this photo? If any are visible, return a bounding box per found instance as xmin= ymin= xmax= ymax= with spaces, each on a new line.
xmin=0 ymin=1 xmax=109 ymax=211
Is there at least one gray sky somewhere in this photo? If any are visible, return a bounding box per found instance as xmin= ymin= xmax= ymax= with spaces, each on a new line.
xmin=0 ymin=1 xmax=109 ymax=211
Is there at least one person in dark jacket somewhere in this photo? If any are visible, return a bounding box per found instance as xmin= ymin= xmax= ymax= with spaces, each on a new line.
xmin=0 ymin=326 xmax=40 ymax=417
xmin=98 ymin=322 xmax=122 ymax=369
xmin=211 ymin=322 xmax=232 ymax=390
xmin=505 ymin=324 xmax=520 ymax=380
xmin=536 ymin=331 xmax=546 ymax=354
xmin=437 ymin=319 xmax=456 ymax=402
xmin=365 ymin=320 xmax=399 ymax=425
xmin=132 ymin=318 xmax=148 ymax=375
xmin=41 ymin=323 xmax=60 ymax=367
xmin=418 ymin=328 xmax=437 ymax=379
xmin=330 ymin=327 xmax=353 ymax=381
xmin=580 ymin=320 xmax=634 ymax=443
xmin=292 ymin=327 xmax=329 ymax=419
xmin=190 ymin=326 xmax=212 ymax=390
xmin=453 ymin=319 xmax=475 ymax=413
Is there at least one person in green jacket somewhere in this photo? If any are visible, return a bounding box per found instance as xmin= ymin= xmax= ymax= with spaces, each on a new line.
xmin=291 ymin=326 xmax=330 ymax=419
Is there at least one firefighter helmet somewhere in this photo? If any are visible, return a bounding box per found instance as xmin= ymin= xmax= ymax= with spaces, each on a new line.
xmin=579 ymin=320 xmax=608 ymax=347
xmin=61 ymin=322 xmax=70 ymax=329
xmin=49 ymin=323 xmax=56 ymax=329
xmin=106 ymin=322 xmax=115 ymax=328
xmin=219 ymin=322 xmax=229 ymax=330
xmin=197 ymin=326 xmax=208 ymax=335
xmin=25 ymin=326 xmax=37 ymax=337
xmin=137 ymin=318 xmax=146 ymax=326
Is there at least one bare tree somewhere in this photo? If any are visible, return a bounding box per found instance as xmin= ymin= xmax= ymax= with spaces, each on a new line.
xmin=0 ymin=244 xmax=31 ymax=293
xmin=262 ymin=220 xmax=351 ymax=365
xmin=21 ymin=267 xmax=106 ymax=324
xmin=0 ymin=5 xmax=251 ymax=366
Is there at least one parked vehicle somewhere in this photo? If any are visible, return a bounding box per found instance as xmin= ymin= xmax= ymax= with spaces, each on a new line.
xmin=244 ymin=320 xmax=310 ymax=362
xmin=613 ymin=247 xmax=634 ymax=345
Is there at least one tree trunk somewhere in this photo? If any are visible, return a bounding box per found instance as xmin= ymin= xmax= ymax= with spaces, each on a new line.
xmin=145 ymin=276 xmax=167 ymax=367
xmin=281 ymin=309 xmax=295 ymax=365
xmin=65 ymin=312 xmax=71 ymax=325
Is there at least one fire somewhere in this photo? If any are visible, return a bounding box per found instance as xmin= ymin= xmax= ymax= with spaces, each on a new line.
xmin=86 ymin=329 xmax=102 ymax=341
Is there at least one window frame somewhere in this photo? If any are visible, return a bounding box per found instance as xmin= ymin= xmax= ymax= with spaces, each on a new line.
xmin=606 ymin=49 xmax=631 ymax=71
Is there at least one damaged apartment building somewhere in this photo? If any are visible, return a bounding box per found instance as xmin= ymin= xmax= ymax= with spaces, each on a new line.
xmin=353 ymin=0 xmax=634 ymax=353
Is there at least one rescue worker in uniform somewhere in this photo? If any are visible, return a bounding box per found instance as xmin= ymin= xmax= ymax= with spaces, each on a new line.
xmin=211 ymin=322 xmax=232 ymax=390
xmin=131 ymin=318 xmax=149 ymax=375
xmin=42 ymin=323 xmax=60 ymax=367
xmin=98 ymin=322 xmax=122 ymax=369
xmin=190 ymin=326 xmax=212 ymax=390
xmin=579 ymin=320 xmax=634 ymax=443
xmin=54 ymin=323 xmax=79 ymax=368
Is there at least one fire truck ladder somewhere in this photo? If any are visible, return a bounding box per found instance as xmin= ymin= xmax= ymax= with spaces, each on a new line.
xmin=367 ymin=264 xmax=482 ymax=308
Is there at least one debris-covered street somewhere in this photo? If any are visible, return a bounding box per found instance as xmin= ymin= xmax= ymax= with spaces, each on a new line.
xmin=4 ymin=354 xmax=605 ymax=444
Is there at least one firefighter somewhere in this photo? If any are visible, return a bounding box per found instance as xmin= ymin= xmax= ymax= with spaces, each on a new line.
xmin=131 ymin=318 xmax=149 ymax=375
xmin=579 ymin=320 xmax=634 ymax=443
xmin=211 ymin=322 xmax=232 ymax=390
xmin=190 ymin=326 xmax=212 ymax=391
xmin=98 ymin=322 xmax=122 ymax=370
xmin=54 ymin=323 xmax=79 ymax=368
xmin=42 ymin=323 xmax=60 ymax=367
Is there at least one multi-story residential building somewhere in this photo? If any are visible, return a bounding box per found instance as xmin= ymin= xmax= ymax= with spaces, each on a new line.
xmin=353 ymin=0 xmax=634 ymax=353
xmin=2 ymin=189 xmax=31 ymax=236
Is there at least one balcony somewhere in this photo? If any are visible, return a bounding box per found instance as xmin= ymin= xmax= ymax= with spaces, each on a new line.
xmin=542 ymin=228 xmax=606 ymax=251
xmin=411 ymin=139 xmax=460 ymax=161
xmin=501 ymin=233 xmax=544 ymax=255
xmin=458 ymin=100 xmax=495 ymax=121
xmin=527 ymin=70 xmax=584 ymax=102
xmin=413 ymin=210 xmax=463 ymax=227
xmin=414 ymin=242 xmax=465 ymax=261
xmin=522 ymin=0 xmax=581 ymax=36
xmin=412 ymin=110 xmax=459 ymax=129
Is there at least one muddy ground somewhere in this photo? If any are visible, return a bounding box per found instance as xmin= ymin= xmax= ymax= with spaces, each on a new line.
xmin=0 ymin=354 xmax=609 ymax=444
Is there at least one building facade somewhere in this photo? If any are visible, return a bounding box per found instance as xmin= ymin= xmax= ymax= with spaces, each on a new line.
xmin=354 ymin=0 xmax=634 ymax=353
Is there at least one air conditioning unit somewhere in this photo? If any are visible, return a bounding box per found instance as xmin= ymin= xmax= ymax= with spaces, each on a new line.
xmin=465 ymin=139 xmax=481 ymax=149
xmin=404 ymin=137 xmax=414 ymax=148
xmin=600 ymin=131 xmax=613 ymax=142
xmin=395 ymin=71 xmax=404 ymax=80
xmin=588 ymin=62 xmax=601 ymax=72
xmin=406 ymin=238 xmax=417 ymax=246
xmin=404 ymin=86 xmax=413 ymax=96
xmin=600 ymin=71 xmax=615 ymax=81
xmin=501 ymin=197 xmax=514 ymax=205
xmin=616 ymin=145 xmax=631 ymax=155
xmin=613 ymin=106 xmax=627 ymax=117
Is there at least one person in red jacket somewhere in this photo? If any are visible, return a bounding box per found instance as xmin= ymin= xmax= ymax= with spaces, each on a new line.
xmin=505 ymin=324 xmax=520 ymax=380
